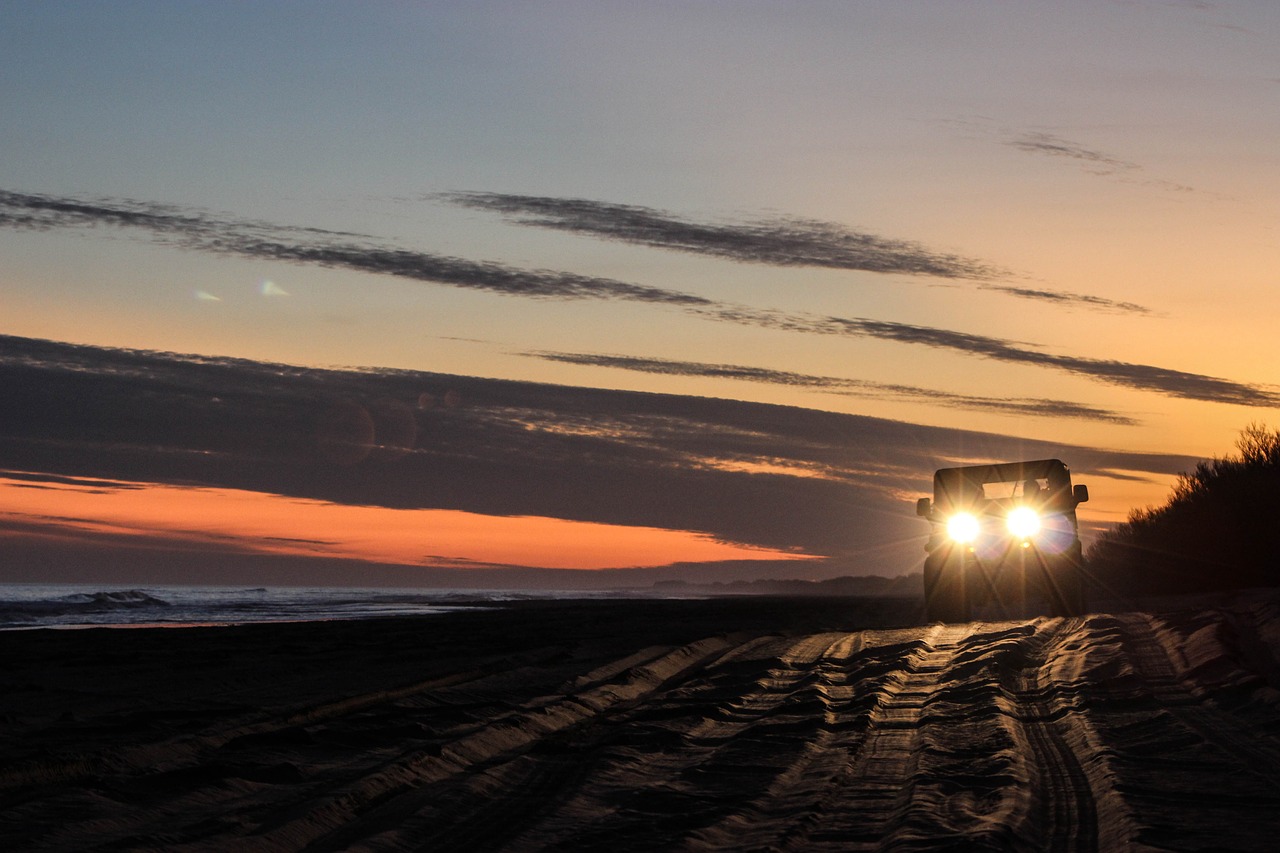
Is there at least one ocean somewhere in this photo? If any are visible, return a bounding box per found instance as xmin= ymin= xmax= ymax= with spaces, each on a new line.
xmin=0 ymin=583 xmax=629 ymax=630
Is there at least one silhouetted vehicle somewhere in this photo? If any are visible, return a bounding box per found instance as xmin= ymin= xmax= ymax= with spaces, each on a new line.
xmin=916 ymin=459 xmax=1089 ymax=622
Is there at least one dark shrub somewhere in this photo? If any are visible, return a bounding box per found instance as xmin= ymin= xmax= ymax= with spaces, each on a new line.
xmin=1089 ymin=424 xmax=1280 ymax=594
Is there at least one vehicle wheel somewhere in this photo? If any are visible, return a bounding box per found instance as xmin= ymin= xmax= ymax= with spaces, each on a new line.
xmin=924 ymin=553 xmax=970 ymax=623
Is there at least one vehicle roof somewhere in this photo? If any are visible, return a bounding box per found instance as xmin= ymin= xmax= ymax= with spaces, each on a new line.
xmin=932 ymin=459 xmax=1072 ymax=495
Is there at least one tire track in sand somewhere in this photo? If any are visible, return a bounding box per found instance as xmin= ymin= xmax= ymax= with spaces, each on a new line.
xmin=0 ymin=650 xmax=589 ymax=851
xmin=1116 ymin=611 xmax=1280 ymax=789
xmin=235 ymin=636 xmax=739 ymax=853
xmin=791 ymin=623 xmax=976 ymax=851
xmin=849 ymin=619 xmax=1126 ymax=853
xmin=675 ymin=632 xmax=877 ymax=851
xmin=319 ymin=636 xmax=790 ymax=853
xmin=999 ymin=619 xmax=1106 ymax=853
xmin=496 ymin=633 xmax=868 ymax=853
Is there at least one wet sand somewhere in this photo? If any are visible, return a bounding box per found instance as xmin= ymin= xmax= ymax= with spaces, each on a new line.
xmin=3 ymin=593 xmax=1280 ymax=851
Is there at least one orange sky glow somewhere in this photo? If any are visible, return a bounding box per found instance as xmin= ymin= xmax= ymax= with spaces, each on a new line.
xmin=0 ymin=474 xmax=817 ymax=571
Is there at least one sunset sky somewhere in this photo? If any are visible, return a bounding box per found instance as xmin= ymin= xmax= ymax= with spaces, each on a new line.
xmin=2 ymin=2 xmax=1277 ymax=586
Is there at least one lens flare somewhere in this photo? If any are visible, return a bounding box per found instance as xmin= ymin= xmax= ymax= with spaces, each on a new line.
xmin=1007 ymin=506 xmax=1040 ymax=539
xmin=947 ymin=512 xmax=980 ymax=543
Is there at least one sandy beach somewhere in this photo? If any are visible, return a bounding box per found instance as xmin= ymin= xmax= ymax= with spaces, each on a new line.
xmin=3 ymin=593 xmax=1280 ymax=851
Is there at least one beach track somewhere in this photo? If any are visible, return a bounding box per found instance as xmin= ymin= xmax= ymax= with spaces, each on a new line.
xmin=2 ymin=594 xmax=1280 ymax=851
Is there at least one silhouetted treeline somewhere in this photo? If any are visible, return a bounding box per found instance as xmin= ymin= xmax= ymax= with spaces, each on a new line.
xmin=1089 ymin=424 xmax=1280 ymax=595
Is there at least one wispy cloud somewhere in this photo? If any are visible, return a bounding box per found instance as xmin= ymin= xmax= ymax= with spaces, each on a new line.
xmin=986 ymin=283 xmax=1149 ymax=314
xmin=0 ymin=471 xmax=148 ymax=491
xmin=1 ymin=189 xmax=1270 ymax=407
xmin=711 ymin=308 xmax=1280 ymax=407
xmin=0 ymin=189 xmax=369 ymax=240
xmin=442 ymin=191 xmax=999 ymax=279
xmin=0 ymin=189 xmax=712 ymax=307
xmin=1007 ymin=131 xmax=1199 ymax=194
xmin=1007 ymin=132 xmax=1140 ymax=175
xmin=526 ymin=351 xmax=1139 ymax=424
xmin=441 ymin=191 xmax=1149 ymax=314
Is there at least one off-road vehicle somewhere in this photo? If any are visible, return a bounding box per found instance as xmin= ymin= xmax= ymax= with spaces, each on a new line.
xmin=916 ymin=459 xmax=1089 ymax=622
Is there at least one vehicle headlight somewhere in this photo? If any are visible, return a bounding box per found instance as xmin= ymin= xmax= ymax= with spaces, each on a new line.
xmin=946 ymin=512 xmax=980 ymax=543
xmin=1007 ymin=506 xmax=1040 ymax=539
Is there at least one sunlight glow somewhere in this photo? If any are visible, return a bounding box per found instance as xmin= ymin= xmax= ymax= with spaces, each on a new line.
xmin=0 ymin=472 xmax=817 ymax=570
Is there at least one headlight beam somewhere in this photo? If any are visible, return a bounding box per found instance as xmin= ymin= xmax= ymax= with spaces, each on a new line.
xmin=1007 ymin=506 xmax=1040 ymax=539
xmin=947 ymin=512 xmax=980 ymax=543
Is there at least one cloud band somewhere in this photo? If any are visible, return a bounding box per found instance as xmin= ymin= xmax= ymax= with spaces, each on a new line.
xmin=2 ymin=188 xmax=1272 ymax=408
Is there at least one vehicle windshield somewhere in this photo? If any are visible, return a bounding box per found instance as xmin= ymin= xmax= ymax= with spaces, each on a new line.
xmin=933 ymin=460 xmax=1072 ymax=513
xmin=980 ymin=478 xmax=1048 ymax=501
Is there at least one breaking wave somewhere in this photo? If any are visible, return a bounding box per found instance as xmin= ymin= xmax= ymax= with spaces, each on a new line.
xmin=0 ymin=588 xmax=173 ymax=628
xmin=59 ymin=589 xmax=171 ymax=609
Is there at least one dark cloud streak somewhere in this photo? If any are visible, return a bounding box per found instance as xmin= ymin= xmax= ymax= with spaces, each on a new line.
xmin=0 ymin=190 xmax=712 ymax=307
xmin=1 ymin=189 xmax=1272 ymax=407
xmin=220 ymin=238 xmax=714 ymax=306
xmin=981 ymin=284 xmax=1150 ymax=315
xmin=442 ymin=191 xmax=1150 ymax=314
xmin=1007 ymin=132 xmax=1200 ymax=194
xmin=443 ymin=191 xmax=999 ymax=280
xmin=1007 ymin=132 xmax=1139 ymax=174
xmin=718 ymin=309 xmax=1280 ymax=407
xmin=528 ymin=351 xmax=1138 ymax=424
xmin=0 ymin=334 xmax=1201 ymax=574
xmin=0 ymin=189 xmax=369 ymax=240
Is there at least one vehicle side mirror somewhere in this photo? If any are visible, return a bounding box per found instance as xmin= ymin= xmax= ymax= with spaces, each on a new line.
xmin=916 ymin=497 xmax=932 ymax=517
xmin=1073 ymin=484 xmax=1089 ymax=504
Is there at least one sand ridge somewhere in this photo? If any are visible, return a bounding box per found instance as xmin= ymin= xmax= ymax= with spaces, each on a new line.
xmin=1 ymin=594 xmax=1279 ymax=851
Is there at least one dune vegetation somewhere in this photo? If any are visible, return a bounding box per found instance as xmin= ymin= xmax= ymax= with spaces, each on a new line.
xmin=1089 ymin=424 xmax=1280 ymax=595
